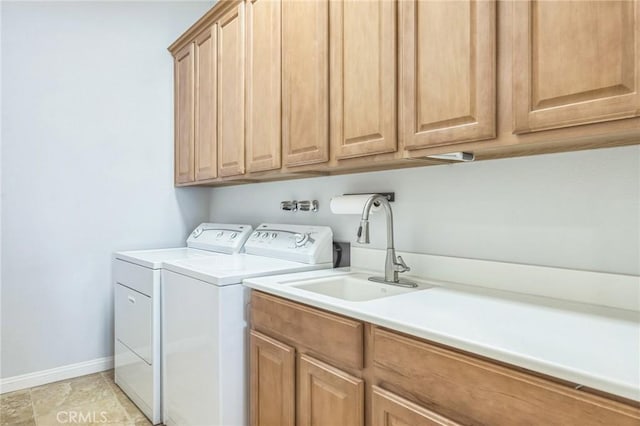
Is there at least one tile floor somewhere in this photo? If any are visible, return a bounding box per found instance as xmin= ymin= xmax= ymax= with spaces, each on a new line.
xmin=1 ymin=370 xmax=151 ymax=426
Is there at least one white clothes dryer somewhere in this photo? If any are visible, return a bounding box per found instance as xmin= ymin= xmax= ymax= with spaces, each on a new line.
xmin=112 ymin=223 xmax=252 ymax=424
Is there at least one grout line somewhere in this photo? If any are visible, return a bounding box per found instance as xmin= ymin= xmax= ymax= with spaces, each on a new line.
xmin=27 ymin=387 xmax=37 ymax=426
xmin=2 ymin=371 xmax=149 ymax=426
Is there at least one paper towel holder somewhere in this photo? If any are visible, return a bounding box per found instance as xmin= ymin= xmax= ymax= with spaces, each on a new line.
xmin=343 ymin=192 xmax=395 ymax=202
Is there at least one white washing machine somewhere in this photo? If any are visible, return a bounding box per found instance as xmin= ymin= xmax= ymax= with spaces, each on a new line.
xmin=162 ymin=223 xmax=334 ymax=426
xmin=112 ymin=223 xmax=252 ymax=424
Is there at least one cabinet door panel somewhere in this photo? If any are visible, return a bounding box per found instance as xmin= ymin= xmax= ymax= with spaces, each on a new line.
xmin=246 ymin=0 xmax=281 ymax=173
xmin=282 ymin=0 xmax=329 ymax=167
xmin=194 ymin=26 xmax=217 ymax=181
xmin=372 ymin=386 xmax=462 ymax=426
xmin=217 ymin=3 xmax=245 ymax=177
xmin=330 ymin=0 xmax=396 ymax=159
xmin=513 ymin=1 xmax=640 ymax=133
xmin=174 ymin=43 xmax=195 ymax=184
xmin=400 ymin=0 xmax=495 ymax=149
xmin=298 ymin=354 xmax=363 ymax=426
xmin=250 ymin=331 xmax=295 ymax=426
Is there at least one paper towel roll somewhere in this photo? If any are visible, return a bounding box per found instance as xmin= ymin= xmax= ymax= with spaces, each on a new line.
xmin=329 ymin=194 xmax=382 ymax=215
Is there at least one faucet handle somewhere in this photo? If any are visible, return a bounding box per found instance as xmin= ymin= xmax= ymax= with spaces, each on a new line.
xmin=394 ymin=256 xmax=411 ymax=273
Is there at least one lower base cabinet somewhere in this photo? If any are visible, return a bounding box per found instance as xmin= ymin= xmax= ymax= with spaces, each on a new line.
xmin=249 ymin=328 xmax=364 ymax=426
xmin=249 ymin=291 xmax=640 ymax=426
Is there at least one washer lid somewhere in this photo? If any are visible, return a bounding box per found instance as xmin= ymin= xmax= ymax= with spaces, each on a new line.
xmin=162 ymin=253 xmax=332 ymax=286
xmin=114 ymin=247 xmax=224 ymax=269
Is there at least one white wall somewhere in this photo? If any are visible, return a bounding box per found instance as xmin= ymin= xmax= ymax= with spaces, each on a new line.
xmin=1 ymin=1 xmax=213 ymax=379
xmin=1 ymin=0 xmax=638 ymax=384
xmin=210 ymin=146 xmax=640 ymax=276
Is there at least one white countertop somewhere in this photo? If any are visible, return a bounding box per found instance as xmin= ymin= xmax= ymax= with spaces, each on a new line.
xmin=243 ymin=267 xmax=640 ymax=402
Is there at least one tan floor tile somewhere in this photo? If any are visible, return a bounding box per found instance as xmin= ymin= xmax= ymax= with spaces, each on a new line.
xmin=102 ymin=374 xmax=148 ymax=424
xmin=3 ymin=421 xmax=36 ymax=426
xmin=100 ymin=370 xmax=114 ymax=381
xmin=1 ymin=389 xmax=30 ymax=400
xmin=103 ymin=370 xmax=151 ymax=426
xmin=1 ymin=389 xmax=35 ymax=426
xmin=4 ymin=371 xmax=151 ymax=426
xmin=34 ymin=396 xmax=128 ymax=425
xmin=111 ymin=388 xmax=149 ymax=423
xmin=30 ymin=374 xmax=114 ymax=418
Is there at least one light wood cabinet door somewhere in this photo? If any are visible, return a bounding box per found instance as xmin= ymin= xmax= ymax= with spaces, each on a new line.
xmin=372 ymin=386 xmax=462 ymax=426
xmin=246 ymin=0 xmax=281 ymax=173
xmin=250 ymin=330 xmax=295 ymax=426
xmin=330 ymin=0 xmax=396 ymax=160
xmin=217 ymin=2 xmax=245 ymax=177
xmin=194 ymin=26 xmax=217 ymax=181
xmin=174 ymin=43 xmax=195 ymax=184
xmin=513 ymin=1 xmax=640 ymax=133
xmin=297 ymin=354 xmax=363 ymax=426
xmin=400 ymin=0 xmax=496 ymax=150
xmin=282 ymin=0 xmax=329 ymax=167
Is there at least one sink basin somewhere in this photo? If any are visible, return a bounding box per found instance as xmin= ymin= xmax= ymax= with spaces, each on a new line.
xmin=287 ymin=273 xmax=429 ymax=302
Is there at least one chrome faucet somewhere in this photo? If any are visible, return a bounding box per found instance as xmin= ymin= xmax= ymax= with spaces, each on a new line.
xmin=357 ymin=194 xmax=417 ymax=288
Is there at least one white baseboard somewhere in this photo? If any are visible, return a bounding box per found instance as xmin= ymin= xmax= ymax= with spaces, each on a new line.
xmin=0 ymin=356 xmax=114 ymax=394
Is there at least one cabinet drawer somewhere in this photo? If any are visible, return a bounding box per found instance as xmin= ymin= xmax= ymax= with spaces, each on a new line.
xmin=250 ymin=291 xmax=364 ymax=369
xmin=115 ymin=284 xmax=153 ymax=364
xmin=113 ymin=259 xmax=156 ymax=297
xmin=373 ymin=327 xmax=640 ymax=425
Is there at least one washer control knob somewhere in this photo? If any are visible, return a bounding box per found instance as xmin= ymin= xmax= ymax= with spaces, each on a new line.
xmin=216 ymin=231 xmax=224 ymax=238
xmin=271 ymin=233 xmax=277 ymax=239
xmin=294 ymin=233 xmax=309 ymax=247
xmin=230 ymin=232 xmax=238 ymax=239
xmin=252 ymin=231 xmax=260 ymax=239
xmin=261 ymin=232 xmax=269 ymax=240
xmin=192 ymin=227 xmax=203 ymax=238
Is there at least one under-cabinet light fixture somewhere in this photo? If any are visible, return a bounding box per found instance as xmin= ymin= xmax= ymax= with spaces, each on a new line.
xmin=426 ymin=152 xmax=475 ymax=162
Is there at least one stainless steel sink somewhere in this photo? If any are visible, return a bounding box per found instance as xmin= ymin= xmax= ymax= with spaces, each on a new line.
xmin=286 ymin=273 xmax=430 ymax=302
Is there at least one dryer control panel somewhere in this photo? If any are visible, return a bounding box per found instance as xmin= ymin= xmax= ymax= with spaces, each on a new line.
xmin=187 ymin=223 xmax=253 ymax=254
xmin=244 ymin=224 xmax=333 ymax=265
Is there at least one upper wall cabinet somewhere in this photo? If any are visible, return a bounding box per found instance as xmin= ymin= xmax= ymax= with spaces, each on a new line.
xmin=399 ymin=0 xmax=496 ymax=150
xmin=194 ymin=26 xmax=218 ymax=181
xmin=282 ymin=0 xmax=329 ymax=167
xmin=513 ymin=1 xmax=640 ymax=134
xmin=217 ymin=2 xmax=246 ymax=177
xmin=330 ymin=0 xmax=397 ymax=160
xmin=174 ymin=44 xmax=195 ymax=184
xmin=246 ymin=0 xmax=282 ymax=173
xmin=170 ymin=0 xmax=639 ymax=187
